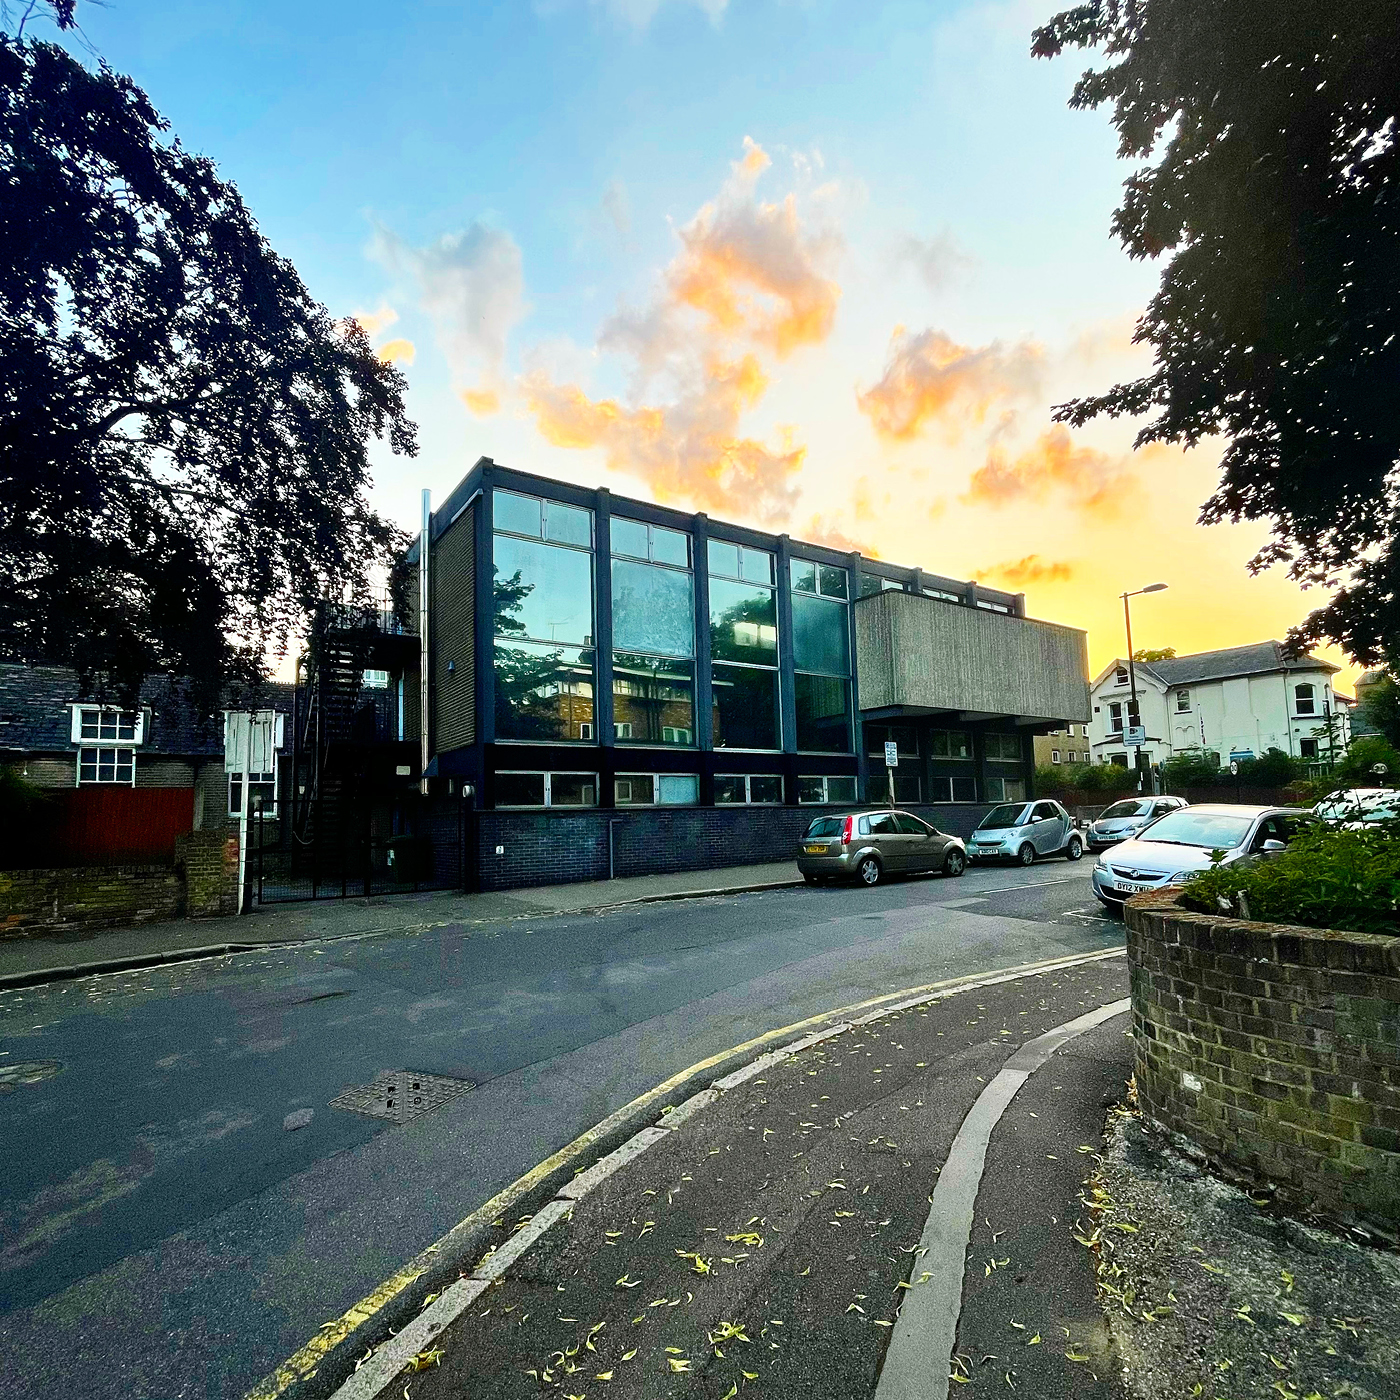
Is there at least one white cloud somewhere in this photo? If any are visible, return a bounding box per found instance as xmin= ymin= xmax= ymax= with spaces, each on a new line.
xmin=370 ymin=221 xmax=525 ymax=391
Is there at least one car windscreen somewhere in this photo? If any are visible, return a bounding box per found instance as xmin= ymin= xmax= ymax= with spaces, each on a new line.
xmin=1136 ymin=810 xmax=1254 ymax=849
xmin=805 ymin=817 xmax=843 ymax=838
xmin=977 ymin=803 xmax=1029 ymax=830
xmin=1101 ymin=800 xmax=1151 ymax=820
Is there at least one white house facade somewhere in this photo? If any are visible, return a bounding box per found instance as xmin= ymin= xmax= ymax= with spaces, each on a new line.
xmin=1088 ymin=642 xmax=1347 ymax=770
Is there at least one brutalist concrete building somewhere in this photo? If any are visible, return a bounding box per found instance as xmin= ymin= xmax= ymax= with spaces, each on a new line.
xmin=375 ymin=459 xmax=1090 ymax=889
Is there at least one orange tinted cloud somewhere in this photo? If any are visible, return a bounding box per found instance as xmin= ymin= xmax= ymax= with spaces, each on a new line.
xmin=459 ymin=386 xmax=501 ymax=415
xmin=962 ymin=425 xmax=1143 ymax=517
xmin=975 ymin=554 xmax=1075 ymax=587
xmin=376 ymin=338 xmax=415 ymax=366
xmin=354 ymin=305 xmax=399 ymax=337
xmin=524 ymin=354 xmax=803 ymax=522
xmin=857 ymin=328 xmax=1044 ymax=442
xmin=523 ymin=140 xmax=839 ymax=520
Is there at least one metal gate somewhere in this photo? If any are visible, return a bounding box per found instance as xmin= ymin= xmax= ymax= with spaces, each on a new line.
xmin=253 ymin=792 xmax=466 ymax=903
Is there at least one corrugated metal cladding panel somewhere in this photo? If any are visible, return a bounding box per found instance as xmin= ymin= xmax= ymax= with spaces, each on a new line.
xmin=855 ymin=591 xmax=1090 ymax=722
xmin=432 ymin=504 xmax=475 ymax=749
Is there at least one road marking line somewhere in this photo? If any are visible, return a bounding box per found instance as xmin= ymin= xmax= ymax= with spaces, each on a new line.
xmin=873 ymin=997 xmax=1132 ymax=1400
xmin=245 ymin=944 xmax=1125 ymax=1400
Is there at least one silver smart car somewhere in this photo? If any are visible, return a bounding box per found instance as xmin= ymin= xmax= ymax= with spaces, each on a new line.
xmin=797 ymin=809 xmax=967 ymax=887
xmin=966 ymin=799 xmax=1084 ymax=866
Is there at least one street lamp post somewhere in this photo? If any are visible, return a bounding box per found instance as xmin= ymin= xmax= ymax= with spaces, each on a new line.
xmin=1121 ymin=583 xmax=1168 ymax=788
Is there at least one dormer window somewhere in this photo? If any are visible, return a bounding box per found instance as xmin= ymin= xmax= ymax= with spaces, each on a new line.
xmin=70 ymin=706 xmax=145 ymax=745
xmin=1114 ymin=666 xmax=1129 ymax=686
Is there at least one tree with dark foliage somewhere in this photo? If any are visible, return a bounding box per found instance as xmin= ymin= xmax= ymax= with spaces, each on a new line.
xmin=1033 ymin=3 xmax=1400 ymax=664
xmin=0 ymin=29 xmax=416 ymax=705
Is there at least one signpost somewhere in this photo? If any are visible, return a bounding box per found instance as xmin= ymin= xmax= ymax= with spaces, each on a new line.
xmin=884 ymin=740 xmax=898 ymax=806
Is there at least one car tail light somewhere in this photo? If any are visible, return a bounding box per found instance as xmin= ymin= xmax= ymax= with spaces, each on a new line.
xmin=841 ymin=816 xmax=854 ymax=846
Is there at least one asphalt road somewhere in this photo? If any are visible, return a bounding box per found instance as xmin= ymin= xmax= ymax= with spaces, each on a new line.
xmin=0 ymin=858 xmax=1119 ymax=1399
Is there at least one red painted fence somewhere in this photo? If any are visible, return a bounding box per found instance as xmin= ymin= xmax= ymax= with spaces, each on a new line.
xmin=44 ymin=787 xmax=195 ymax=865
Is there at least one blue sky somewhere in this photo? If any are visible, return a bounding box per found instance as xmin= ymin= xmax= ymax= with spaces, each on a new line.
xmin=65 ymin=0 xmax=1355 ymax=684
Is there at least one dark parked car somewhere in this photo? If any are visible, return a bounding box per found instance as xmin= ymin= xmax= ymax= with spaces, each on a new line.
xmin=797 ymin=809 xmax=967 ymax=887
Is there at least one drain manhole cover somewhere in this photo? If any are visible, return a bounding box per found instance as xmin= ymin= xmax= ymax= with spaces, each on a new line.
xmin=330 ymin=1069 xmax=476 ymax=1124
xmin=0 ymin=1060 xmax=64 ymax=1091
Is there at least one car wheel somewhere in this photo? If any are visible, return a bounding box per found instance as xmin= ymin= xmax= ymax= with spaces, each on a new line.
xmin=1065 ymin=834 xmax=1084 ymax=861
xmin=1017 ymin=843 xmax=1036 ymax=867
xmin=943 ymin=848 xmax=966 ymax=877
xmin=857 ymin=855 xmax=883 ymax=886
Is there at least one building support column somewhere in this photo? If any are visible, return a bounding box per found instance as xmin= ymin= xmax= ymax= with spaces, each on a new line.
xmin=595 ymin=489 xmax=615 ymax=809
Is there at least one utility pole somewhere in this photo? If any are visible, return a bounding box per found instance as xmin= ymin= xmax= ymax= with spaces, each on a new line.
xmin=1120 ymin=583 xmax=1168 ymax=792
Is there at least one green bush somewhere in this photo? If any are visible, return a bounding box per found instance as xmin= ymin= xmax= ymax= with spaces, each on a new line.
xmin=1179 ymin=819 xmax=1400 ymax=936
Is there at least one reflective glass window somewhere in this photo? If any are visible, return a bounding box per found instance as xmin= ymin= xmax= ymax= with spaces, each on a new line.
xmin=709 ymin=579 xmax=778 ymax=665
xmin=545 ymin=501 xmax=592 ymax=548
xmin=616 ymin=774 xmax=655 ymax=805
xmin=741 ymin=547 xmax=774 ymax=585
xmin=797 ymin=776 xmax=825 ymax=804
xmin=929 ymin=729 xmax=972 ymax=760
xmin=791 ymin=594 xmax=849 ymax=676
xmin=494 ymin=641 xmax=595 ymax=742
xmin=951 ymin=775 xmax=977 ymax=801
xmin=790 ymin=558 xmax=817 ymax=594
xmin=828 ymin=775 xmax=857 ymax=803
xmin=707 ymin=539 xmax=740 ymax=578
xmin=714 ymin=775 xmax=745 ymax=805
xmin=612 ymin=559 xmax=695 ymax=657
xmin=493 ymin=535 xmax=594 ymax=646
xmin=612 ymin=653 xmax=695 ymax=745
xmin=494 ymin=489 xmax=542 ymax=538
xmin=712 ymin=664 xmax=780 ymax=749
xmin=986 ymin=732 xmax=1022 ymax=761
xmin=866 ymin=724 xmax=919 ymax=758
xmin=496 ymin=772 xmax=546 ymax=806
xmin=794 ymin=673 xmax=851 ymax=752
xmin=750 ymin=774 xmax=783 ymax=803
xmin=611 ymin=517 xmax=650 ymax=560
xmin=818 ymin=565 xmax=848 ymax=599
xmin=651 ymin=526 xmax=690 ymax=568
xmin=550 ymin=773 xmax=597 ymax=806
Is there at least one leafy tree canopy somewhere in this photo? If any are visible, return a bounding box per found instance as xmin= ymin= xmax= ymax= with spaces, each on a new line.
xmin=1132 ymin=646 xmax=1176 ymax=662
xmin=0 ymin=32 xmax=416 ymax=707
xmin=1034 ymin=3 xmax=1400 ymax=663
xmin=1359 ymin=672 xmax=1400 ymax=750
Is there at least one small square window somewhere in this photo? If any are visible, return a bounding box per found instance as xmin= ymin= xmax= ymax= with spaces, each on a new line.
xmin=544 ymin=500 xmax=592 ymax=548
xmin=790 ymin=559 xmax=817 ymax=594
xmin=616 ymin=774 xmax=655 ymax=805
xmin=550 ymin=773 xmax=597 ymax=806
xmin=707 ymin=539 xmax=740 ymax=579
xmin=818 ymin=565 xmax=848 ymax=600
xmin=496 ymin=772 xmax=546 ymax=807
xmin=611 ymin=517 xmax=650 ymax=560
xmin=650 ymin=526 xmax=690 ymax=568
xmin=740 ymin=547 xmax=773 ymax=585
xmin=714 ymin=775 xmax=746 ymax=805
xmin=749 ymin=775 xmax=782 ymax=804
xmin=494 ymin=489 xmax=543 ymax=538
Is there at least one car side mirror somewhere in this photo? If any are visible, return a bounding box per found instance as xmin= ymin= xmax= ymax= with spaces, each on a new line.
xmin=1261 ymin=838 xmax=1287 ymax=853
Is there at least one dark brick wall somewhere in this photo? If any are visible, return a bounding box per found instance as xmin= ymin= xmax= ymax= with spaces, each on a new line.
xmin=1125 ymin=889 xmax=1400 ymax=1228
xmin=0 ymin=864 xmax=181 ymax=936
xmin=176 ymin=829 xmax=238 ymax=918
xmin=473 ymin=801 xmax=996 ymax=891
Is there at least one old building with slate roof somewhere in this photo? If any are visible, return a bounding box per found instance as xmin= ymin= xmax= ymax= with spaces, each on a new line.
xmin=1086 ymin=641 xmax=1350 ymax=771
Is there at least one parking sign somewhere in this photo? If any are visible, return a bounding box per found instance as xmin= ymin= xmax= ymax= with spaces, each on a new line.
xmin=884 ymin=740 xmax=898 ymax=768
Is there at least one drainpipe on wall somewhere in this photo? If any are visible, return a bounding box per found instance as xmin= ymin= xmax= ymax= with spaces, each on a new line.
xmin=420 ymin=488 xmax=431 ymax=795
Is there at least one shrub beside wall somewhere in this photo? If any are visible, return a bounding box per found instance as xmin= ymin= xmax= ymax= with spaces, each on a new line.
xmin=1125 ymin=887 xmax=1400 ymax=1229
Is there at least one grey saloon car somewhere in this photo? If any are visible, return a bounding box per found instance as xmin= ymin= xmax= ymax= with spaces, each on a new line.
xmin=1090 ymin=804 xmax=1307 ymax=907
xmin=798 ymin=809 xmax=967 ymax=886
xmin=1087 ymin=795 xmax=1188 ymax=851
xmin=966 ymin=799 xmax=1084 ymax=865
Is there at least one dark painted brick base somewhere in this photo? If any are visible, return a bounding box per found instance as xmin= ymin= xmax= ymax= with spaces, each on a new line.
xmin=472 ymin=802 xmax=995 ymax=892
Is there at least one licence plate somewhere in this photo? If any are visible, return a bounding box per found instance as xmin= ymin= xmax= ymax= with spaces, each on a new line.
xmin=804 ymin=845 xmax=828 ymax=856
xmin=1113 ymin=880 xmax=1153 ymax=894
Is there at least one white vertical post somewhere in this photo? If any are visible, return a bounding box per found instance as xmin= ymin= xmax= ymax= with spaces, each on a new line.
xmin=420 ymin=488 xmax=431 ymax=795
xmin=237 ymin=721 xmax=251 ymax=915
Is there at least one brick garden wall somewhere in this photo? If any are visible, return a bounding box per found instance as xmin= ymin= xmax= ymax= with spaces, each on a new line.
xmin=1125 ymin=888 xmax=1400 ymax=1228
xmin=176 ymin=829 xmax=239 ymax=918
xmin=473 ymin=802 xmax=995 ymax=892
xmin=0 ymin=864 xmax=181 ymax=936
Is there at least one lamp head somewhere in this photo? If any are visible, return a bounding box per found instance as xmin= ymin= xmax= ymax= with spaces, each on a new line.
xmin=1141 ymin=582 xmax=1168 ymax=593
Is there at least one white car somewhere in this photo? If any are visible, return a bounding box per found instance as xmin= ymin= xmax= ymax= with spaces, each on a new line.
xmin=1090 ymin=804 xmax=1307 ymax=908
xmin=1312 ymin=788 xmax=1400 ymax=826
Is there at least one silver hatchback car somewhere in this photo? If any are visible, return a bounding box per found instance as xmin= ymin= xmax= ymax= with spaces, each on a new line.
xmin=798 ymin=809 xmax=967 ymax=887
xmin=1087 ymin=795 xmax=1188 ymax=852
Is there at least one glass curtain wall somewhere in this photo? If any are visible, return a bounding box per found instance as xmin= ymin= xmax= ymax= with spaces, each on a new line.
xmin=790 ymin=559 xmax=852 ymax=752
xmin=492 ymin=490 xmax=597 ymax=742
xmin=708 ymin=540 xmax=780 ymax=750
xmin=611 ymin=520 xmax=696 ymax=745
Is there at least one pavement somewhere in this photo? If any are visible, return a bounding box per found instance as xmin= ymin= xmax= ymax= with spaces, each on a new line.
xmin=330 ymin=951 xmax=1134 ymax=1400
xmin=0 ymin=858 xmax=1127 ymax=1399
xmin=0 ymin=861 xmax=805 ymax=986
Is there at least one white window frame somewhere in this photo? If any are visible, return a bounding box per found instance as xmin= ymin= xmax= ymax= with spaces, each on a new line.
xmin=615 ymin=772 xmax=700 ymax=807
xmin=1051 ymin=750 xmax=1061 ymax=764
xmin=797 ymin=774 xmax=858 ymax=805
xmin=1176 ymin=689 xmax=1190 ymax=712
xmin=76 ymin=746 xmax=135 ymax=786
xmin=495 ymin=771 xmax=599 ymax=809
xmin=714 ymin=774 xmax=784 ymax=805
xmin=70 ymin=705 xmax=145 ymax=745
xmin=661 ymin=725 xmax=693 ymax=745
xmin=1294 ymin=683 xmax=1316 ymax=716
xmin=229 ymin=761 xmax=279 ymax=816
xmin=1109 ymin=701 xmax=1124 ymax=734
xmin=578 ymin=721 xmax=594 ymax=741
